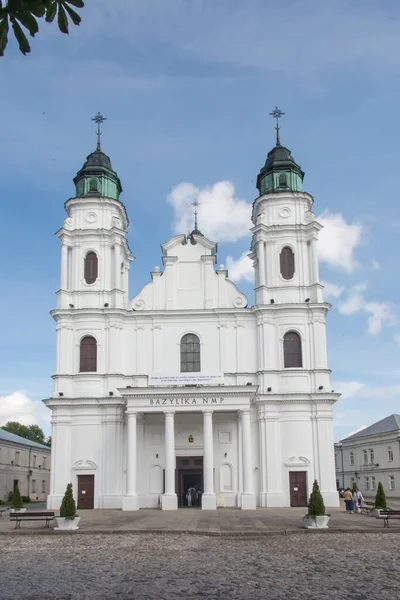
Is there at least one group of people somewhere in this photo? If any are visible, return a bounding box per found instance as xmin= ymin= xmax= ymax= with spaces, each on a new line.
xmin=342 ymin=487 xmax=366 ymax=513
xmin=186 ymin=487 xmax=199 ymax=507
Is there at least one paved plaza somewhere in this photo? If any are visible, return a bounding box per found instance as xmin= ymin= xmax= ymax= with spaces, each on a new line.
xmin=0 ymin=531 xmax=399 ymax=599
xmin=0 ymin=503 xmax=399 ymax=535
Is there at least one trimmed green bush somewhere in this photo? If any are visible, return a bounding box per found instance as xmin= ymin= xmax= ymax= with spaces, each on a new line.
xmin=60 ymin=483 xmax=77 ymax=519
xmin=307 ymin=480 xmax=326 ymax=517
xmin=11 ymin=485 xmax=23 ymax=510
xmin=351 ymin=482 xmax=358 ymax=493
xmin=374 ymin=481 xmax=387 ymax=509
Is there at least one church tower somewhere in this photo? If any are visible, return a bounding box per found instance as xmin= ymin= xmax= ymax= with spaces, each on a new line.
xmin=56 ymin=113 xmax=132 ymax=311
xmin=251 ymin=108 xmax=339 ymax=508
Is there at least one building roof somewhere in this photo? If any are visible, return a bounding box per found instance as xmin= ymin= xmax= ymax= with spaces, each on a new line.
xmin=341 ymin=414 xmax=400 ymax=442
xmin=0 ymin=428 xmax=50 ymax=450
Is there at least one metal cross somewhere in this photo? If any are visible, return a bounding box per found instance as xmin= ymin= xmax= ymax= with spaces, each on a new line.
xmin=191 ymin=199 xmax=200 ymax=232
xmin=91 ymin=112 xmax=107 ymax=151
xmin=269 ymin=106 xmax=285 ymax=145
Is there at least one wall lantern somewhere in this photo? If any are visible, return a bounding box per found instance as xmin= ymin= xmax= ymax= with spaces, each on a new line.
xmin=188 ymin=434 xmax=194 ymax=443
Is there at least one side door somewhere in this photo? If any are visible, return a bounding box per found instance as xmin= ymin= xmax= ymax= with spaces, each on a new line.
xmin=77 ymin=475 xmax=95 ymax=509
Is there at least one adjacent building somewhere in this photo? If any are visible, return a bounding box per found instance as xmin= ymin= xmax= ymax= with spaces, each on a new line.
xmin=335 ymin=414 xmax=400 ymax=498
xmin=44 ymin=118 xmax=340 ymax=511
xmin=0 ymin=429 xmax=51 ymax=502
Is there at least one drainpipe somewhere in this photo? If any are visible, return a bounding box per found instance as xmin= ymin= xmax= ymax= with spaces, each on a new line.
xmin=340 ymin=443 xmax=345 ymax=489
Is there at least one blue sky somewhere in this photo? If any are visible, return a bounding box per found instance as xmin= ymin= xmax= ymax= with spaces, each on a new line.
xmin=0 ymin=0 xmax=399 ymax=439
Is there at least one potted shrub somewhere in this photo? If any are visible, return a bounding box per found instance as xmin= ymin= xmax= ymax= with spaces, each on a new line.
xmin=55 ymin=483 xmax=80 ymax=531
xmin=302 ymin=480 xmax=330 ymax=529
xmin=10 ymin=484 xmax=26 ymax=513
xmin=374 ymin=481 xmax=388 ymax=516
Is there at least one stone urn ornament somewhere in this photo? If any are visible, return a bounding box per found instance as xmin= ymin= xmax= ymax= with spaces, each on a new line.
xmin=55 ymin=483 xmax=81 ymax=531
xmin=302 ymin=479 xmax=331 ymax=529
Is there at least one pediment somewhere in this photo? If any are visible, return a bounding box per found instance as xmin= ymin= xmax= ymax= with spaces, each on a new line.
xmin=284 ymin=455 xmax=310 ymax=467
xmin=72 ymin=459 xmax=98 ymax=470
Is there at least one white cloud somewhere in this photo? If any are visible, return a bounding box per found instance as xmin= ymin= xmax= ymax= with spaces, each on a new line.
xmin=167 ymin=181 xmax=251 ymax=243
xmin=334 ymin=381 xmax=366 ymax=399
xmin=0 ymin=392 xmax=50 ymax=432
xmin=394 ymin=333 xmax=400 ymax=346
xmin=371 ymin=259 xmax=380 ymax=270
xmin=317 ymin=211 xmax=363 ymax=273
xmin=226 ymin=251 xmax=253 ymax=283
xmin=321 ymin=280 xmax=344 ymax=300
xmin=338 ymin=284 xmax=397 ymax=335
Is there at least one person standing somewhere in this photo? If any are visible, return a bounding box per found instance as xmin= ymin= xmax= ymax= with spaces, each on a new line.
xmin=352 ymin=488 xmax=359 ymax=513
xmin=343 ymin=487 xmax=354 ymax=513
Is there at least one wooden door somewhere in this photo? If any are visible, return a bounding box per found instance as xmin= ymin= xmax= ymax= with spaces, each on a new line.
xmin=77 ymin=475 xmax=95 ymax=509
xmin=289 ymin=471 xmax=307 ymax=507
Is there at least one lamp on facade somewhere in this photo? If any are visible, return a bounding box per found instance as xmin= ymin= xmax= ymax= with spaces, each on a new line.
xmin=224 ymin=453 xmax=227 ymax=458
xmin=188 ymin=434 xmax=194 ymax=443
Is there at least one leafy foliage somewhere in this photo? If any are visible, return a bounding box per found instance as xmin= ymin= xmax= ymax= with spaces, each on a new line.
xmin=0 ymin=0 xmax=84 ymax=56
xmin=1 ymin=421 xmax=51 ymax=446
xmin=307 ymin=479 xmax=326 ymax=517
xmin=12 ymin=484 xmax=23 ymax=510
xmin=60 ymin=483 xmax=76 ymax=519
xmin=374 ymin=481 xmax=387 ymax=509
xmin=351 ymin=482 xmax=358 ymax=493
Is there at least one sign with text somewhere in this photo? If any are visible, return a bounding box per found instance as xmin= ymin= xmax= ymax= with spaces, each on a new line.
xmin=149 ymin=397 xmax=225 ymax=406
xmin=149 ymin=373 xmax=224 ymax=387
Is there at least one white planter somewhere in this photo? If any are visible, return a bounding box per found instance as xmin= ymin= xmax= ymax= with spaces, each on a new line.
xmin=54 ymin=517 xmax=81 ymax=531
xmin=10 ymin=508 xmax=26 ymax=513
xmin=302 ymin=515 xmax=330 ymax=529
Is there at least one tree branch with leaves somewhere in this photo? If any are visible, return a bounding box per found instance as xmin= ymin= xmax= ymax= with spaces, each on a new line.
xmin=0 ymin=0 xmax=84 ymax=56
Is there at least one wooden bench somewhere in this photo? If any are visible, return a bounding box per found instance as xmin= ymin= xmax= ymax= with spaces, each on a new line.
xmin=9 ymin=511 xmax=55 ymax=529
xmin=376 ymin=509 xmax=400 ymax=528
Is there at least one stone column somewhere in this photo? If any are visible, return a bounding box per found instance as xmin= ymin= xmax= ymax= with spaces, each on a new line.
xmin=114 ymin=243 xmax=120 ymax=290
xmin=241 ymin=409 xmax=256 ymax=509
xmin=202 ymin=410 xmax=217 ymax=510
xmin=162 ymin=411 xmax=177 ymax=510
xmin=122 ymin=411 xmax=139 ymax=510
xmin=60 ymin=243 xmax=68 ymax=290
xmin=257 ymin=240 xmax=266 ymax=287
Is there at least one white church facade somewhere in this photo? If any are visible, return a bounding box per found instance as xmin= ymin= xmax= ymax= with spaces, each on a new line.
xmin=45 ymin=115 xmax=340 ymax=511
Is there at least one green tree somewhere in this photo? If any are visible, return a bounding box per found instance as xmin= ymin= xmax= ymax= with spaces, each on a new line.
xmin=60 ymin=483 xmax=76 ymax=519
xmin=351 ymin=482 xmax=358 ymax=493
xmin=0 ymin=0 xmax=84 ymax=56
xmin=1 ymin=421 xmax=49 ymax=445
xmin=374 ymin=481 xmax=387 ymax=509
xmin=11 ymin=484 xmax=23 ymax=510
xmin=307 ymin=479 xmax=326 ymax=517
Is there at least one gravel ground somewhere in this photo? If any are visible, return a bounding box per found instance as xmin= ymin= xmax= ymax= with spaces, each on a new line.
xmin=0 ymin=533 xmax=399 ymax=600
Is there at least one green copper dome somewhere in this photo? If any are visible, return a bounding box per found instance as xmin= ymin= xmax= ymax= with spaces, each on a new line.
xmin=256 ymin=142 xmax=304 ymax=195
xmin=73 ymin=148 xmax=122 ymax=200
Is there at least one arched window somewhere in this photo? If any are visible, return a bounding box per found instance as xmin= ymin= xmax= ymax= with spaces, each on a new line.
xmin=278 ymin=173 xmax=287 ymax=187
xmin=80 ymin=336 xmax=97 ymax=372
xmin=349 ymin=452 xmax=354 ymax=466
xmin=180 ymin=334 xmax=200 ymax=373
xmin=280 ymin=246 xmax=295 ymax=280
xmin=283 ymin=331 xmax=302 ymax=368
xmin=89 ymin=178 xmax=98 ymax=192
xmin=388 ymin=447 xmax=394 ymax=462
xmin=84 ymin=252 xmax=98 ymax=284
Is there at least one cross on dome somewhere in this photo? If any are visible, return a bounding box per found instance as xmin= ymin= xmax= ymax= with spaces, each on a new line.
xmin=269 ymin=106 xmax=285 ymax=146
xmin=91 ymin=112 xmax=107 ymax=151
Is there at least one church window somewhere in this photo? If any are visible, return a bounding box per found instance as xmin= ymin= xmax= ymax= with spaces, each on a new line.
xmin=278 ymin=173 xmax=288 ymax=187
xmin=280 ymin=246 xmax=295 ymax=280
xmin=84 ymin=252 xmax=98 ymax=284
xmin=80 ymin=336 xmax=97 ymax=372
xmin=283 ymin=331 xmax=302 ymax=368
xmin=387 ymin=447 xmax=393 ymax=462
xmin=89 ymin=178 xmax=98 ymax=192
xmin=180 ymin=334 xmax=200 ymax=373
xmin=349 ymin=452 xmax=354 ymax=466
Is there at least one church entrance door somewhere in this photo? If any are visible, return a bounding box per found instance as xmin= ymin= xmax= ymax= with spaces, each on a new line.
xmin=176 ymin=457 xmax=203 ymax=507
xmin=289 ymin=471 xmax=307 ymax=507
xmin=77 ymin=474 xmax=95 ymax=509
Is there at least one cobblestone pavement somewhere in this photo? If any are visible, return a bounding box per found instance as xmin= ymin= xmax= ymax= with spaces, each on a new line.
xmin=0 ymin=533 xmax=399 ymax=600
